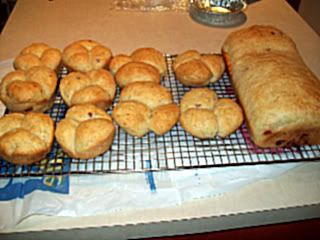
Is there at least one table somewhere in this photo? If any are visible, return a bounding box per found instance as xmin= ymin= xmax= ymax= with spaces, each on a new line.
xmin=0 ymin=0 xmax=320 ymax=239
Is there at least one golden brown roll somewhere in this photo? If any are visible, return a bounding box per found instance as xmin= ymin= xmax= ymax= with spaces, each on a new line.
xmin=109 ymin=47 xmax=166 ymax=88
xmin=222 ymin=25 xmax=320 ymax=147
xmin=62 ymin=40 xmax=112 ymax=73
xmin=180 ymin=88 xmax=243 ymax=139
xmin=130 ymin=47 xmax=167 ymax=76
xmin=213 ymin=99 xmax=244 ymax=138
xmin=0 ymin=66 xmax=58 ymax=112
xmin=174 ymin=50 xmax=225 ymax=86
xmin=115 ymin=62 xmax=160 ymax=88
xmin=180 ymin=108 xmax=218 ymax=139
xmin=14 ymin=43 xmax=62 ymax=72
xmin=180 ymin=87 xmax=218 ymax=113
xmin=109 ymin=54 xmax=132 ymax=75
xmin=112 ymin=101 xmax=151 ymax=137
xmin=119 ymin=81 xmax=172 ymax=109
xmin=55 ymin=104 xmax=115 ymax=159
xmin=0 ymin=112 xmax=54 ymax=165
xmin=60 ymin=69 xmax=116 ymax=109
xmin=112 ymin=82 xmax=179 ymax=137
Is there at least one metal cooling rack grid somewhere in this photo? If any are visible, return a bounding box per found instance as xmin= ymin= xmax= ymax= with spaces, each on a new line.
xmin=0 ymin=54 xmax=319 ymax=177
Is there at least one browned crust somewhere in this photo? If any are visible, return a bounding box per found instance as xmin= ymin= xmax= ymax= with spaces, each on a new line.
xmin=55 ymin=104 xmax=115 ymax=159
xmin=0 ymin=112 xmax=54 ymax=164
xmin=222 ymin=25 xmax=320 ymax=148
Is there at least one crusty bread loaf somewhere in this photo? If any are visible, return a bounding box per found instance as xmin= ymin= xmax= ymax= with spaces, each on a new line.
xmin=62 ymin=40 xmax=112 ymax=73
xmin=173 ymin=50 xmax=225 ymax=86
xmin=55 ymin=104 xmax=115 ymax=159
xmin=60 ymin=69 xmax=116 ymax=109
xmin=0 ymin=66 xmax=58 ymax=112
xmin=14 ymin=43 xmax=62 ymax=72
xmin=222 ymin=25 xmax=320 ymax=148
xmin=0 ymin=112 xmax=54 ymax=164
xmin=180 ymin=88 xmax=243 ymax=139
xmin=112 ymin=82 xmax=179 ymax=137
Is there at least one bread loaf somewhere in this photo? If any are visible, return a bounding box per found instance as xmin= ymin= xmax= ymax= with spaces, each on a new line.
xmin=222 ymin=25 xmax=320 ymax=147
xmin=0 ymin=112 xmax=54 ymax=164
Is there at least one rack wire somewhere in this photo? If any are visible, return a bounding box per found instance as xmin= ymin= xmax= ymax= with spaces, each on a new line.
xmin=1 ymin=55 xmax=320 ymax=177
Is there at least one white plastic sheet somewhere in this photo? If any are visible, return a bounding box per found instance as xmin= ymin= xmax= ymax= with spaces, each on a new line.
xmin=0 ymin=162 xmax=301 ymax=229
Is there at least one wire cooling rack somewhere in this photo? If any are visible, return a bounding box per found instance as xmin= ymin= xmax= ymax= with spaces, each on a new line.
xmin=1 ymin=55 xmax=320 ymax=177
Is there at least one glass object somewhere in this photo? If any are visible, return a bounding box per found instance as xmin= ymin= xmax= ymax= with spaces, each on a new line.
xmin=189 ymin=0 xmax=247 ymax=27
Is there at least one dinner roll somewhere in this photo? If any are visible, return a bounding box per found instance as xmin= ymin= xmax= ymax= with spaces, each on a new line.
xmin=179 ymin=88 xmax=243 ymax=139
xmin=180 ymin=108 xmax=218 ymax=139
xmin=112 ymin=101 xmax=151 ymax=137
xmin=0 ymin=112 xmax=54 ymax=165
xmin=130 ymin=47 xmax=167 ymax=75
xmin=180 ymin=87 xmax=218 ymax=113
xmin=14 ymin=43 xmax=62 ymax=72
xmin=60 ymin=69 xmax=116 ymax=109
xmin=213 ymin=98 xmax=244 ymax=138
xmin=112 ymin=82 xmax=179 ymax=137
xmin=115 ymin=62 xmax=160 ymax=88
xmin=174 ymin=50 xmax=225 ymax=86
xmin=109 ymin=47 xmax=166 ymax=88
xmin=109 ymin=54 xmax=132 ymax=75
xmin=0 ymin=66 xmax=58 ymax=112
xmin=180 ymin=88 xmax=218 ymax=139
xmin=55 ymin=104 xmax=115 ymax=159
xmin=62 ymin=40 xmax=112 ymax=72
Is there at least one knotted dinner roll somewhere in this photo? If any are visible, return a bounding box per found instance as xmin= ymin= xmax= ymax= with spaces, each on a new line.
xmin=130 ymin=48 xmax=167 ymax=76
xmin=112 ymin=82 xmax=179 ymax=137
xmin=109 ymin=47 xmax=166 ymax=88
xmin=14 ymin=43 xmax=62 ymax=72
xmin=213 ymin=98 xmax=245 ymax=138
xmin=0 ymin=66 xmax=58 ymax=112
xmin=180 ymin=88 xmax=243 ymax=139
xmin=62 ymin=40 xmax=112 ymax=73
xmin=115 ymin=62 xmax=160 ymax=88
xmin=55 ymin=104 xmax=115 ymax=159
xmin=109 ymin=54 xmax=132 ymax=75
xmin=60 ymin=69 xmax=116 ymax=109
xmin=0 ymin=112 xmax=54 ymax=165
xmin=173 ymin=50 xmax=225 ymax=86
